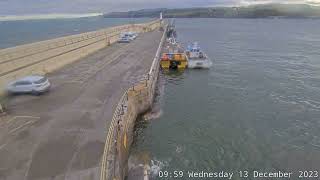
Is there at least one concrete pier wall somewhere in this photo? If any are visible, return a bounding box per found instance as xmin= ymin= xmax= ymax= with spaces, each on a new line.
xmin=100 ymin=23 xmax=166 ymax=180
xmin=0 ymin=20 xmax=161 ymax=95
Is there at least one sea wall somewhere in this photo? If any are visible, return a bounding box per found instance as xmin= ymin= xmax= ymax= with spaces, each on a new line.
xmin=0 ymin=20 xmax=161 ymax=96
xmin=100 ymin=23 xmax=167 ymax=180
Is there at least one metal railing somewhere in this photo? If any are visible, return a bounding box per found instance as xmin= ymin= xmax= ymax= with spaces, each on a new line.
xmin=100 ymin=74 xmax=150 ymax=180
xmin=100 ymin=22 xmax=167 ymax=180
xmin=0 ymin=23 xmax=150 ymax=62
xmin=0 ymin=20 xmax=160 ymax=59
xmin=0 ymin=22 xmax=161 ymax=77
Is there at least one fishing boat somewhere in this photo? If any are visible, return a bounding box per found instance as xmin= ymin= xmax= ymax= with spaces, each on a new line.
xmin=160 ymin=53 xmax=188 ymax=70
xmin=160 ymin=25 xmax=187 ymax=70
xmin=185 ymin=42 xmax=212 ymax=69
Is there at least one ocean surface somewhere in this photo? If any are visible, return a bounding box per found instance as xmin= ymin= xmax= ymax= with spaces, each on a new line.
xmin=0 ymin=17 xmax=151 ymax=49
xmin=130 ymin=18 xmax=320 ymax=179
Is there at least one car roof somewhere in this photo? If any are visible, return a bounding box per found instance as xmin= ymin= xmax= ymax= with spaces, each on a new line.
xmin=17 ymin=75 xmax=45 ymax=82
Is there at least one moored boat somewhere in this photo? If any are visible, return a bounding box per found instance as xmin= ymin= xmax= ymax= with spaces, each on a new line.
xmin=185 ymin=42 xmax=212 ymax=69
xmin=160 ymin=53 xmax=188 ymax=70
xmin=160 ymin=27 xmax=187 ymax=70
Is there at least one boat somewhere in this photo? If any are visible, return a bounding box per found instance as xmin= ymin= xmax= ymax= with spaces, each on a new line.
xmin=160 ymin=27 xmax=187 ymax=70
xmin=185 ymin=42 xmax=212 ymax=69
xmin=160 ymin=53 xmax=188 ymax=70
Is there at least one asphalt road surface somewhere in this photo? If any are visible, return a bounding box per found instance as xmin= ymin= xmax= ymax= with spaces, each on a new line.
xmin=0 ymin=30 xmax=162 ymax=180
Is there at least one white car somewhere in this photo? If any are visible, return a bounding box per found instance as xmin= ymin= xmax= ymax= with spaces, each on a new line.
xmin=118 ymin=35 xmax=131 ymax=43
xmin=119 ymin=32 xmax=137 ymax=42
xmin=7 ymin=75 xmax=51 ymax=95
xmin=127 ymin=32 xmax=138 ymax=40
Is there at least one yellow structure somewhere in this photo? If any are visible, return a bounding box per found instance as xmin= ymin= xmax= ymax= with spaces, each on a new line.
xmin=160 ymin=53 xmax=187 ymax=69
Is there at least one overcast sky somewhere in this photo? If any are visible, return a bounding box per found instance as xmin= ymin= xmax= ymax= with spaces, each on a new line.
xmin=0 ymin=0 xmax=319 ymax=15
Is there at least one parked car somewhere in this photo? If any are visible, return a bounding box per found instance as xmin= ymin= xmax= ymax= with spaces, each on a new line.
xmin=118 ymin=32 xmax=138 ymax=42
xmin=6 ymin=75 xmax=51 ymax=95
xmin=118 ymin=35 xmax=131 ymax=43
xmin=127 ymin=32 xmax=138 ymax=40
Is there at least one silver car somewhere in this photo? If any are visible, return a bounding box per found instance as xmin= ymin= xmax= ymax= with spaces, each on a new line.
xmin=118 ymin=35 xmax=131 ymax=43
xmin=126 ymin=32 xmax=138 ymax=40
xmin=7 ymin=75 xmax=51 ymax=95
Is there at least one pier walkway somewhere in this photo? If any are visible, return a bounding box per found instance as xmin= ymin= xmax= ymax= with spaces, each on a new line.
xmin=0 ymin=30 xmax=162 ymax=180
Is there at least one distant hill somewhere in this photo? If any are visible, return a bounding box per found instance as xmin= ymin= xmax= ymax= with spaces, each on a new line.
xmin=104 ymin=4 xmax=320 ymax=18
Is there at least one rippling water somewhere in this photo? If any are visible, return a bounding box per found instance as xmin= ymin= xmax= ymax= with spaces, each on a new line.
xmin=131 ymin=18 xmax=320 ymax=179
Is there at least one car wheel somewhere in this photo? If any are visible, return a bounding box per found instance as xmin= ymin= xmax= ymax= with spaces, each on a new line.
xmin=7 ymin=91 xmax=15 ymax=96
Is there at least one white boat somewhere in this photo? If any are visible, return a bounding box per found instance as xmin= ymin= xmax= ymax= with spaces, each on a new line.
xmin=185 ymin=42 xmax=212 ymax=69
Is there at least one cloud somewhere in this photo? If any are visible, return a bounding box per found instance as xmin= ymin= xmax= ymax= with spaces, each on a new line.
xmin=0 ymin=0 xmax=319 ymax=15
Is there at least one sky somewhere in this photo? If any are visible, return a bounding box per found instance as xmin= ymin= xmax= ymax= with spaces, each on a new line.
xmin=0 ymin=0 xmax=319 ymax=15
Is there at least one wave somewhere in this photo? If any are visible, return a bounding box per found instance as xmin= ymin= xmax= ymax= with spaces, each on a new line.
xmin=150 ymin=159 xmax=169 ymax=177
xmin=0 ymin=13 xmax=103 ymax=21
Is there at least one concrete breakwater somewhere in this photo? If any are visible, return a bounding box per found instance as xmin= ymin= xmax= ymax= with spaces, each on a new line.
xmin=100 ymin=24 xmax=167 ymax=180
xmin=0 ymin=20 xmax=161 ymax=96
xmin=0 ymin=29 xmax=163 ymax=180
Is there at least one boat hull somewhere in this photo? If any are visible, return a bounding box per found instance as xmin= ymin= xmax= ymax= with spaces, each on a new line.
xmin=187 ymin=59 xmax=212 ymax=69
